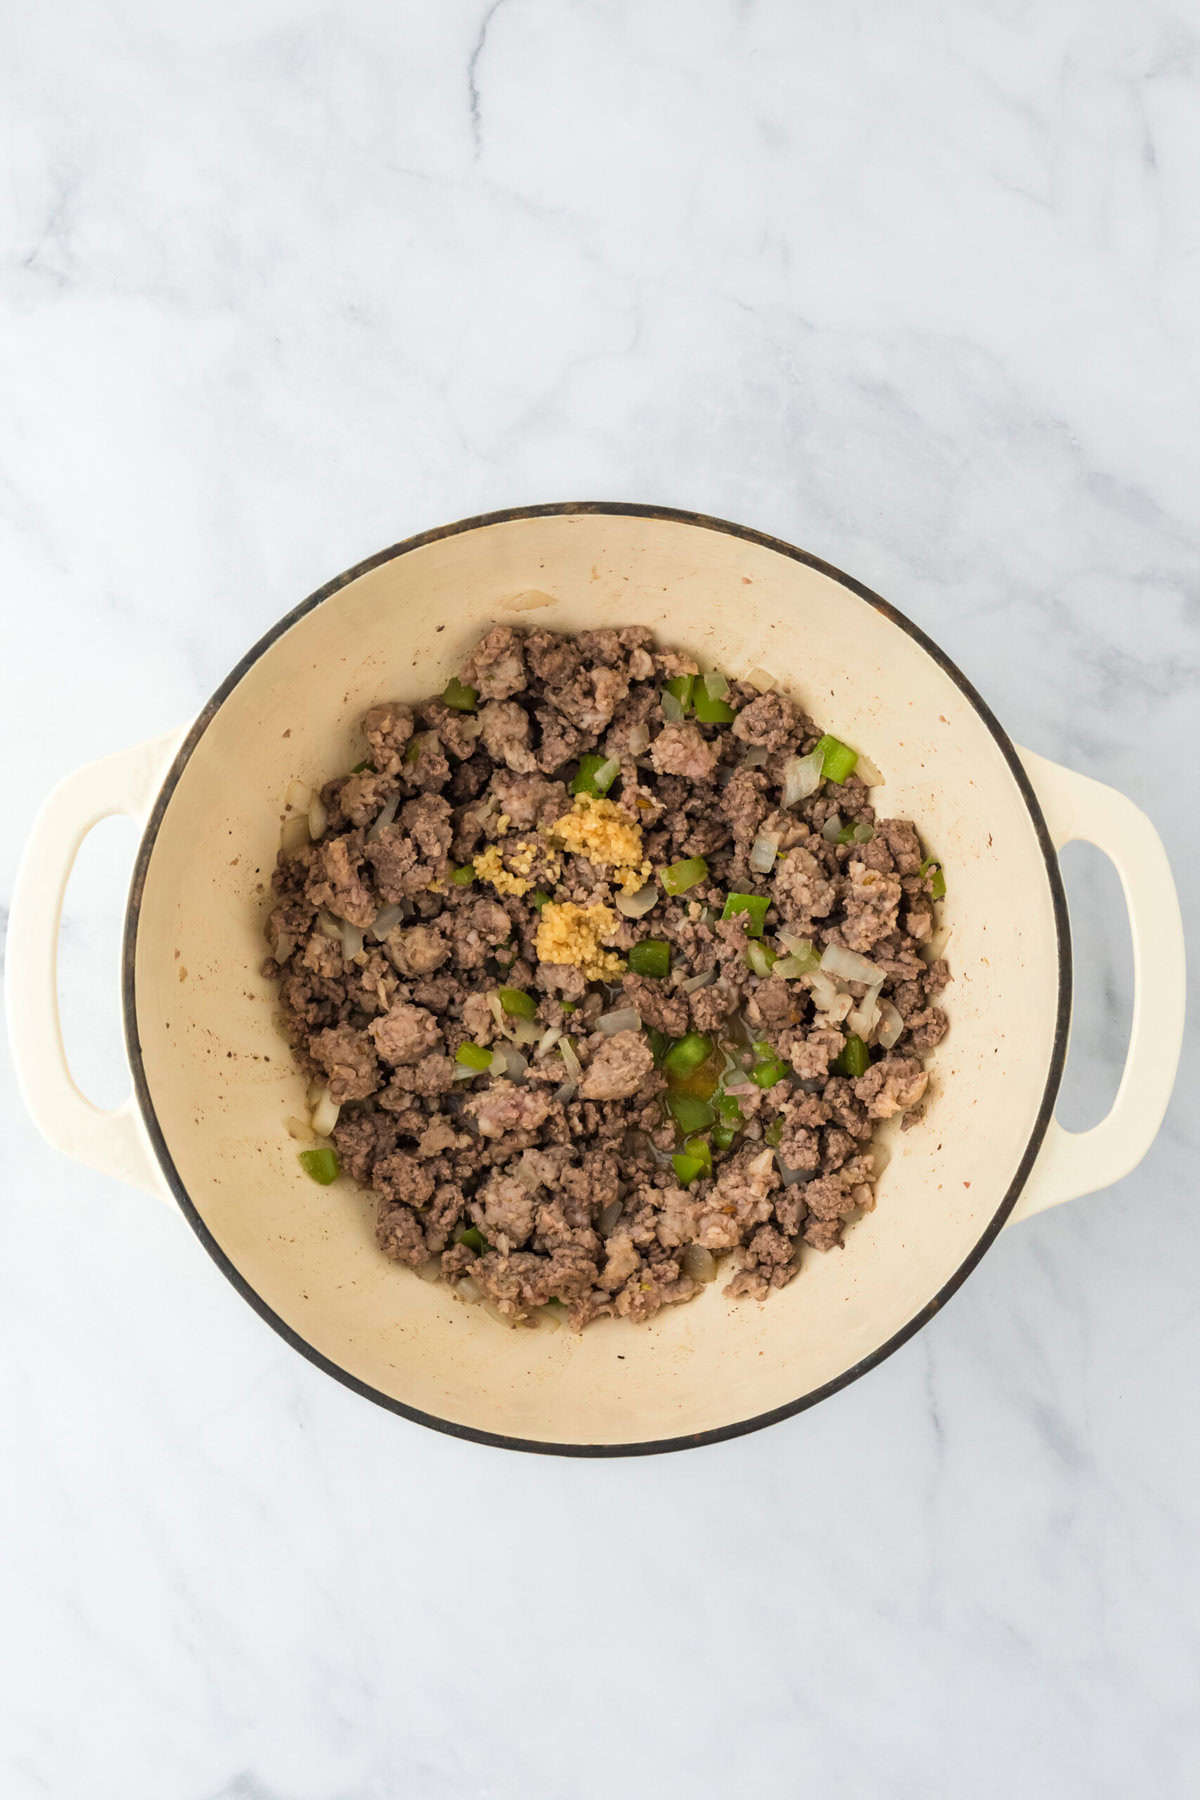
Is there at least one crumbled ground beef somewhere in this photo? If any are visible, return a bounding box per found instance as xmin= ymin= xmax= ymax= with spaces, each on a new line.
xmin=266 ymin=624 xmax=949 ymax=1327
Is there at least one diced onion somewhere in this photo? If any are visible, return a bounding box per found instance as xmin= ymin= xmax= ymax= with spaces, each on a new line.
xmin=285 ymin=1115 xmax=314 ymax=1142
xmin=681 ymin=967 xmax=717 ymax=994
xmin=773 ymin=954 xmax=807 ymax=979
xmin=783 ymin=748 xmax=824 ymax=807
xmin=510 ymin=1017 xmax=542 ymax=1046
xmin=307 ymin=793 xmax=328 ymax=840
xmin=661 ymin=690 xmax=685 ymax=723
xmin=456 ymin=1276 xmax=482 ymax=1303
xmin=310 ymin=1087 xmax=340 ymax=1138
xmin=341 ymin=921 xmax=365 ymax=961
xmin=559 ymin=1037 xmax=582 ymax=1080
xmin=596 ymin=1007 xmax=640 ymax=1036
xmin=778 ymin=931 xmax=815 ymax=959
xmin=552 ymin=1078 xmax=578 ymax=1105
xmin=597 ymin=1198 xmax=623 ymax=1236
xmin=776 ymin=1156 xmax=809 ymax=1187
xmin=415 ymin=1258 xmax=443 ymax=1283
xmin=820 ymin=944 xmax=886 ymax=986
xmin=490 ymin=1045 xmax=528 ymax=1081
xmin=877 ymin=1000 xmax=904 ymax=1050
xmin=749 ymin=829 xmax=780 ymax=874
xmin=285 ymin=779 xmax=311 ymax=811
xmin=681 ymin=1244 xmax=717 ymax=1283
xmin=280 ymin=816 xmax=309 ymax=853
xmin=850 ymin=821 xmax=875 ymax=844
xmin=741 ymin=744 xmax=769 ymax=768
xmin=807 ymin=969 xmax=842 ymax=1012
xmin=855 ymin=750 xmax=884 ymax=787
xmin=594 ymin=756 xmax=620 ymax=790
xmin=487 ymin=993 xmax=506 ymax=1027
xmin=534 ymin=1304 xmax=564 ymax=1331
xmin=745 ymin=667 xmax=776 ymax=692
xmin=316 ymin=910 xmax=342 ymax=940
xmin=626 ymin=722 xmax=651 ymax=755
xmin=703 ymin=671 xmax=729 ymax=700
xmin=535 ymin=1027 xmax=563 ymax=1059
xmin=367 ymin=793 xmax=400 ymax=842
xmin=848 ymin=981 xmax=884 ymax=1039
xmin=616 ymin=883 xmax=658 ymax=919
xmin=369 ymin=901 xmax=405 ymax=940
xmin=452 ymin=1065 xmax=479 ymax=1081
xmin=822 ymin=813 xmax=844 ymax=843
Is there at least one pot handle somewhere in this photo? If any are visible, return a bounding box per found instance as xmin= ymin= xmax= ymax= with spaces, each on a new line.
xmin=1006 ymin=747 xmax=1185 ymax=1225
xmin=5 ymin=731 xmax=186 ymax=1200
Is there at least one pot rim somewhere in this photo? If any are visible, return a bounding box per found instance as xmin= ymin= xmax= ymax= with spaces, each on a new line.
xmin=122 ymin=501 xmax=1072 ymax=1457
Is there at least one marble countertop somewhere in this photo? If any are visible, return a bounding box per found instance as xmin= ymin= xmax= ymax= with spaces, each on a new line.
xmin=3 ymin=3 xmax=1198 ymax=1795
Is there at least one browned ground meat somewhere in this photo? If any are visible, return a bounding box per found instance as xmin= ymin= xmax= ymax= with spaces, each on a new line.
xmin=266 ymin=624 xmax=949 ymax=1326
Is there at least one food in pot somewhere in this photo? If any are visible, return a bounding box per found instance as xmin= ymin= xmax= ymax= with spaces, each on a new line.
xmin=262 ymin=624 xmax=949 ymax=1328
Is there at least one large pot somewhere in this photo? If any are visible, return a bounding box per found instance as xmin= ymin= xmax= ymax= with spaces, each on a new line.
xmin=7 ymin=505 xmax=1185 ymax=1455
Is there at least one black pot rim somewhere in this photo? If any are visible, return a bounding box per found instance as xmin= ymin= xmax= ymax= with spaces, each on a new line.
xmin=122 ymin=501 xmax=1072 ymax=1458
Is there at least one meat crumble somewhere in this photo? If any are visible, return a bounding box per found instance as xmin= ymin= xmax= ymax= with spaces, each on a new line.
xmin=263 ymin=624 xmax=949 ymax=1328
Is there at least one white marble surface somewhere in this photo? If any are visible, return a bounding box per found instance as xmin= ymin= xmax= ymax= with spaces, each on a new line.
xmin=2 ymin=1 xmax=1198 ymax=1794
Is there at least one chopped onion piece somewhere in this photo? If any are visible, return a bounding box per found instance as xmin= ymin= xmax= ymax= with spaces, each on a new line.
xmin=456 ymin=1276 xmax=482 ymax=1303
xmin=626 ymin=722 xmax=651 ymax=755
xmin=741 ymin=744 xmax=769 ymax=768
xmin=559 ymin=1036 xmax=581 ymax=1081
xmin=310 ymin=1087 xmax=340 ymax=1138
xmin=807 ymin=969 xmax=842 ymax=1012
xmin=307 ymin=793 xmax=328 ymax=840
xmin=703 ymin=671 xmax=729 ymax=700
xmin=773 ymin=954 xmax=807 ymax=979
xmin=415 ymin=1258 xmax=443 ymax=1284
xmin=615 ymin=883 xmax=659 ymax=919
xmin=822 ymin=813 xmax=844 ymax=843
xmin=367 ymin=793 xmax=400 ymax=842
xmin=783 ymin=747 xmax=824 ymax=807
xmin=533 ymin=1304 xmax=564 ymax=1331
xmin=535 ymin=1026 xmax=563 ymax=1060
xmin=681 ymin=1244 xmax=717 ymax=1283
xmin=597 ymin=1198 xmax=623 ymax=1237
xmin=594 ymin=756 xmax=620 ymax=790
xmin=490 ymin=1045 xmax=528 ymax=1081
xmin=552 ymin=1077 xmax=578 ymax=1105
xmin=340 ymin=921 xmax=365 ymax=961
xmin=451 ymin=1065 xmax=479 ymax=1082
xmin=487 ymin=992 xmax=506 ymax=1027
xmin=285 ymin=779 xmax=311 ymax=811
xmin=661 ymin=690 xmax=685 ymax=723
xmin=280 ymin=815 xmax=309 ymax=853
xmin=848 ymin=981 xmax=884 ymax=1039
xmin=285 ymin=1115 xmax=314 ymax=1142
xmin=876 ymin=999 xmax=904 ymax=1050
xmin=681 ymin=967 xmax=717 ymax=994
xmin=777 ymin=931 xmax=814 ymax=959
xmin=749 ymin=829 xmax=780 ymax=875
xmin=855 ymin=750 xmax=884 ymax=787
xmin=316 ymin=910 xmax=342 ymax=940
xmin=596 ymin=1007 xmax=640 ymax=1036
xmin=510 ymin=1017 xmax=542 ymax=1047
xmin=745 ymin=667 xmax=776 ymax=692
xmin=776 ymin=1156 xmax=809 ymax=1187
xmin=369 ymin=901 xmax=405 ymax=940
xmin=820 ymin=944 xmax=886 ymax=986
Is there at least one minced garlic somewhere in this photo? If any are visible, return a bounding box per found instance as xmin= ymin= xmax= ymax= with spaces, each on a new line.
xmin=475 ymin=842 xmax=534 ymax=898
xmin=535 ymin=901 xmax=625 ymax=980
xmin=548 ymin=795 xmax=651 ymax=894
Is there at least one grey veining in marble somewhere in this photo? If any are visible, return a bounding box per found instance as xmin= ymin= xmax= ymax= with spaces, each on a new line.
xmin=2 ymin=3 xmax=1197 ymax=1796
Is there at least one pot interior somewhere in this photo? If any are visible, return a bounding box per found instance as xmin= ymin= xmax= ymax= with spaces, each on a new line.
xmin=129 ymin=509 xmax=1064 ymax=1449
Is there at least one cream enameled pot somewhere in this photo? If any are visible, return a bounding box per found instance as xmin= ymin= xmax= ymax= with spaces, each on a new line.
xmin=7 ymin=506 xmax=1186 ymax=1455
